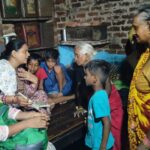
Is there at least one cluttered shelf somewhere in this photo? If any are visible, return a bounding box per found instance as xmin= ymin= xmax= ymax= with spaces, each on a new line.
xmin=2 ymin=17 xmax=52 ymax=23
xmin=60 ymin=40 xmax=109 ymax=46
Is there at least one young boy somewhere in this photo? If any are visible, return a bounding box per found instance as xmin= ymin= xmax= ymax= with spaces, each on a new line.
xmin=84 ymin=60 xmax=114 ymax=150
xmin=41 ymin=49 xmax=72 ymax=97
xmin=27 ymin=53 xmax=47 ymax=90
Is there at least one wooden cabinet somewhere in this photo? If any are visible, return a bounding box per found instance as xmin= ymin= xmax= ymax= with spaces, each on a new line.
xmin=0 ymin=0 xmax=54 ymax=52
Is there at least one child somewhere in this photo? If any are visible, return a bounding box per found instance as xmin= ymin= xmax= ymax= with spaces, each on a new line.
xmin=17 ymin=67 xmax=54 ymax=113
xmin=84 ymin=60 xmax=114 ymax=150
xmin=27 ymin=53 xmax=47 ymax=90
xmin=41 ymin=49 xmax=72 ymax=97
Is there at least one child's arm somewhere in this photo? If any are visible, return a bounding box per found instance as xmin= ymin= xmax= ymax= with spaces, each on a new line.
xmin=38 ymin=79 xmax=44 ymax=90
xmin=54 ymin=65 xmax=65 ymax=96
xmin=100 ymin=116 xmax=111 ymax=150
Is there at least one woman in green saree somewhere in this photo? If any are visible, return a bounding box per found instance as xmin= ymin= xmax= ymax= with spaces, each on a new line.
xmin=0 ymin=38 xmax=49 ymax=150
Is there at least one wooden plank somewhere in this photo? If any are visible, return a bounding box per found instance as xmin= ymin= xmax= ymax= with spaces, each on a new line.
xmin=48 ymin=117 xmax=85 ymax=141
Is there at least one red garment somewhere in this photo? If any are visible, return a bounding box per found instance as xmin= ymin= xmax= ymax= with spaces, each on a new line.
xmin=35 ymin=68 xmax=47 ymax=80
xmin=109 ymin=85 xmax=123 ymax=150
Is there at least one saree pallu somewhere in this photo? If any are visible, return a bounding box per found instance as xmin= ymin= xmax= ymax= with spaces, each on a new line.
xmin=0 ymin=103 xmax=48 ymax=150
xmin=128 ymin=48 xmax=150 ymax=150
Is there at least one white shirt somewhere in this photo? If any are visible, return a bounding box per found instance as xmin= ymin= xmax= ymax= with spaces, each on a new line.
xmin=0 ymin=59 xmax=20 ymax=141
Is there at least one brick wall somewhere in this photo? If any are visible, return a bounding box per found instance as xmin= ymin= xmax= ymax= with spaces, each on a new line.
xmin=54 ymin=0 xmax=150 ymax=51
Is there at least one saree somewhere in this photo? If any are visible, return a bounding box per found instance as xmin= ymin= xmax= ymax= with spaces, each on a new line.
xmin=0 ymin=102 xmax=48 ymax=150
xmin=128 ymin=48 xmax=150 ymax=150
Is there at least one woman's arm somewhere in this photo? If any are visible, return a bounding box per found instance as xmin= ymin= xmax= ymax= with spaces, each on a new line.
xmin=0 ymin=110 xmax=49 ymax=141
xmin=100 ymin=116 xmax=111 ymax=150
xmin=0 ymin=93 xmax=29 ymax=107
xmin=15 ymin=111 xmax=49 ymax=121
xmin=54 ymin=65 xmax=65 ymax=95
xmin=9 ymin=113 xmax=49 ymax=138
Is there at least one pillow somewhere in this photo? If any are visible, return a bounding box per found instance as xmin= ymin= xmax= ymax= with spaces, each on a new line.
xmin=93 ymin=51 xmax=126 ymax=65
xmin=58 ymin=45 xmax=74 ymax=68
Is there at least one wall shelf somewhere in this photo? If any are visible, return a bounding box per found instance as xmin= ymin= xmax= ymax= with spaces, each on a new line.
xmin=29 ymin=46 xmax=51 ymax=51
xmin=60 ymin=40 xmax=109 ymax=46
xmin=2 ymin=17 xmax=52 ymax=23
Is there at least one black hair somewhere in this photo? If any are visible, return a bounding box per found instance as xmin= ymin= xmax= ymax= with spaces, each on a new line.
xmin=27 ymin=53 xmax=42 ymax=65
xmin=45 ymin=49 xmax=59 ymax=61
xmin=0 ymin=38 xmax=26 ymax=60
xmin=84 ymin=60 xmax=111 ymax=88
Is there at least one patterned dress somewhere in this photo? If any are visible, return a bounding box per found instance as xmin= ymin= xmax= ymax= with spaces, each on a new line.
xmin=0 ymin=59 xmax=48 ymax=149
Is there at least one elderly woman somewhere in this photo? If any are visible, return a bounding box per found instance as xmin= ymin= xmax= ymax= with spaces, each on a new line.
xmin=128 ymin=5 xmax=150 ymax=150
xmin=74 ymin=42 xmax=123 ymax=150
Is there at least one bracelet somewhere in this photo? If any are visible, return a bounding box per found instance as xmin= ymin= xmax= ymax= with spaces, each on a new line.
xmin=143 ymin=136 xmax=150 ymax=148
xmin=2 ymin=95 xmax=6 ymax=104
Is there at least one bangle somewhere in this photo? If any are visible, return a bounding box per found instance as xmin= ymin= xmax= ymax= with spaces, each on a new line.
xmin=2 ymin=95 xmax=6 ymax=104
xmin=143 ymin=136 xmax=150 ymax=148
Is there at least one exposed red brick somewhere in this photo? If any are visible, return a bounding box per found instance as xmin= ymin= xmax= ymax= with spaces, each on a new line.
xmin=80 ymin=7 xmax=90 ymax=11
xmin=91 ymin=6 xmax=102 ymax=11
xmin=72 ymin=3 xmax=81 ymax=8
xmin=95 ymin=0 xmax=108 ymax=4
xmin=120 ymin=2 xmax=130 ymax=6
xmin=54 ymin=18 xmax=61 ymax=22
xmin=57 ymin=22 xmax=65 ymax=28
xmin=129 ymin=7 xmax=137 ymax=12
xmin=53 ymin=0 xmax=144 ymax=51
xmin=60 ymin=17 xmax=66 ymax=21
xmin=55 ymin=0 xmax=65 ymax=4
xmin=122 ymin=26 xmax=131 ymax=31
xmin=113 ymin=20 xmax=125 ymax=25
xmin=113 ymin=9 xmax=126 ymax=14
xmin=77 ymin=13 xmax=86 ymax=18
xmin=88 ymin=12 xmax=98 ymax=16
xmin=109 ymin=26 xmax=120 ymax=31
xmin=122 ymin=14 xmax=132 ymax=19
xmin=114 ymin=32 xmax=127 ymax=37
xmin=71 ymin=0 xmax=78 ymax=2
xmin=56 ymin=11 xmax=66 ymax=16
xmin=121 ymin=38 xmax=128 ymax=44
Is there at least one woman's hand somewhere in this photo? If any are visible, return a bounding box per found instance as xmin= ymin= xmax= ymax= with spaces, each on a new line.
xmin=4 ymin=95 xmax=30 ymax=107
xmin=17 ymin=68 xmax=38 ymax=84
xmin=26 ymin=112 xmax=49 ymax=129
xmin=16 ymin=95 xmax=32 ymax=107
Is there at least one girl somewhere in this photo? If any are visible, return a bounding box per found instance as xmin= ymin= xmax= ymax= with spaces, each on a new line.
xmin=17 ymin=53 xmax=54 ymax=113
xmin=17 ymin=67 xmax=54 ymax=114
xmin=41 ymin=49 xmax=72 ymax=97
xmin=0 ymin=38 xmax=49 ymax=149
xmin=84 ymin=60 xmax=114 ymax=150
